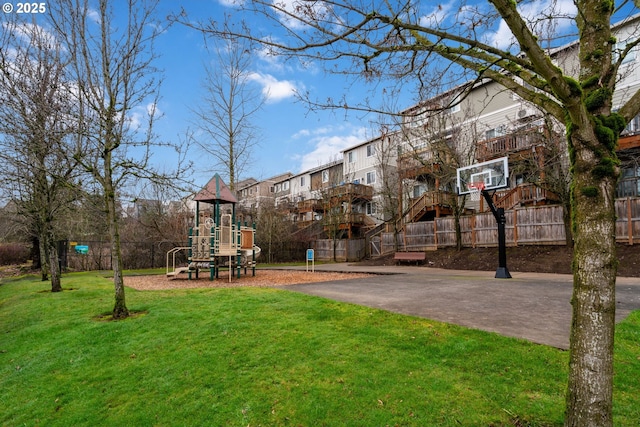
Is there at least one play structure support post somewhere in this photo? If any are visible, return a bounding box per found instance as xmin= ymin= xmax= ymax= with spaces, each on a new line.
xmin=236 ymin=221 xmax=242 ymax=279
xmin=481 ymin=190 xmax=512 ymax=279
xmin=209 ymin=226 xmax=215 ymax=281
xmin=252 ymin=222 xmax=256 ymax=276
xmin=187 ymin=227 xmax=193 ymax=280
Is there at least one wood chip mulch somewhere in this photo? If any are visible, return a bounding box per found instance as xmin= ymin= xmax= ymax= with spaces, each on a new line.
xmin=125 ymin=269 xmax=372 ymax=291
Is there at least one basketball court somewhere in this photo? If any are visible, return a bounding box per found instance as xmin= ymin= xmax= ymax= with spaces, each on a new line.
xmin=275 ymin=264 xmax=640 ymax=350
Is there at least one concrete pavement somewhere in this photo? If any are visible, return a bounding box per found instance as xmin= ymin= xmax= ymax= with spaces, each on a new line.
xmin=272 ymin=264 xmax=640 ymax=349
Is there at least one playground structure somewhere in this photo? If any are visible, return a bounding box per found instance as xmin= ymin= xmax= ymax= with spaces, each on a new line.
xmin=166 ymin=174 xmax=261 ymax=280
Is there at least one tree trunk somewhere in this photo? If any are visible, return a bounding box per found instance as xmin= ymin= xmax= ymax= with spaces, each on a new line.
xmin=30 ymin=236 xmax=42 ymax=273
xmin=565 ymin=129 xmax=617 ymax=426
xmin=38 ymin=235 xmax=49 ymax=281
xmin=48 ymin=238 xmax=62 ymax=293
xmin=562 ymin=200 xmax=573 ymax=248
xmin=454 ymin=200 xmax=463 ymax=252
xmin=104 ymin=160 xmax=129 ymax=320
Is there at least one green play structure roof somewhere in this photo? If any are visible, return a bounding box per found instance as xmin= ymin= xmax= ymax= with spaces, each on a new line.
xmin=194 ymin=174 xmax=237 ymax=204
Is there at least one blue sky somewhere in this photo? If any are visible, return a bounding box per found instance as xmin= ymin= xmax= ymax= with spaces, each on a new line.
xmin=151 ymin=1 xmax=393 ymax=187
xmin=14 ymin=0 xmax=637 ymax=191
xmin=150 ymin=0 xmax=584 ymax=187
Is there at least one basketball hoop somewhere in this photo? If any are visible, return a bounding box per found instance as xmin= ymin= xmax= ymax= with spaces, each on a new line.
xmin=467 ymin=182 xmax=485 ymax=201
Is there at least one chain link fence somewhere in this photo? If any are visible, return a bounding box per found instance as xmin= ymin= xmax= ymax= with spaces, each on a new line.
xmin=64 ymin=239 xmax=313 ymax=271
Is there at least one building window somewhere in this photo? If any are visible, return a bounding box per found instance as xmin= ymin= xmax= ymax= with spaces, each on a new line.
xmin=366 ymin=202 xmax=376 ymax=215
xmin=446 ymin=104 xmax=461 ymax=114
xmin=322 ymin=170 xmax=329 ymax=183
xmin=348 ymin=152 xmax=355 ymax=163
xmin=485 ymin=125 xmax=506 ymax=140
xmin=615 ymin=39 xmax=637 ymax=65
xmin=366 ymin=144 xmax=375 ymax=157
xmin=413 ymin=184 xmax=427 ymax=198
xmin=366 ymin=171 xmax=376 ymax=184
xmin=624 ymin=114 xmax=640 ymax=134
xmin=300 ymin=176 xmax=305 ymax=186
xmin=617 ymin=165 xmax=640 ymax=197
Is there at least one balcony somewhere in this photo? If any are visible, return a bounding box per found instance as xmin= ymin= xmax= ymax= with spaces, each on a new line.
xmin=327 ymin=212 xmax=369 ymax=227
xmin=618 ymin=132 xmax=640 ymax=152
xmin=297 ymin=199 xmax=323 ymax=212
xmin=490 ymin=183 xmax=560 ymax=210
xmin=326 ymin=183 xmax=374 ymax=201
xmin=477 ymin=126 xmax=551 ymax=161
xmin=397 ymin=146 xmax=453 ymax=179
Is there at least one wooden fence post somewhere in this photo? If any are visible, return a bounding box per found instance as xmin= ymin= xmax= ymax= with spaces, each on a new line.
xmin=513 ymin=208 xmax=518 ymax=246
xmin=434 ymin=220 xmax=438 ymax=249
xmin=628 ymin=197 xmax=633 ymax=246
xmin=471 ymin=214 xmax=476 ymax=248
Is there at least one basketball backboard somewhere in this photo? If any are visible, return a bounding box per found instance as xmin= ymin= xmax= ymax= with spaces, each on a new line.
xmin=457 ymin=157 xmax=509 ymax=195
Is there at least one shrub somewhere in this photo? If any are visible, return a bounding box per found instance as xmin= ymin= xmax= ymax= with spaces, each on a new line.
xmin=0 ymin=243 xmax=30 ymax=266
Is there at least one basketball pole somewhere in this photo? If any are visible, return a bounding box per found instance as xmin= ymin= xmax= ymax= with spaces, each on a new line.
xmin=481 ymin=190 xmax=512 ymax=279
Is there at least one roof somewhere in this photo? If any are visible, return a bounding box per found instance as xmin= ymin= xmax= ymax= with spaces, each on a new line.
xmin=194 ymin=174 xmax=237 ymax=204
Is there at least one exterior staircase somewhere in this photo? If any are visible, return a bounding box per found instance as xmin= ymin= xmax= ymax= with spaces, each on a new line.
xmin=492 ymin=183 xmax=559 ymax=210
xmin=396 ymin=191 xmax=448 ymax=229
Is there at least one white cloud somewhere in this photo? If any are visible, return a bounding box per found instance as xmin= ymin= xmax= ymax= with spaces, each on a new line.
xmin=87 ymin=8 xmax=101 ymax=24
xmin=271 ymin=0 xmax=331 ymax=30
xmin=3 ymin=21 xmax=59 ymax=50
xmin=419 ymin=1 xmax=457 ymax=27
xmin=485 ymin=0 xmax=577 ymax=49
xmin=217 ymin=0 xmax=244 ymax=7
xmin=127 ymin=102 xmax=161 ymax=131
xmin=255 ymin=43 xmax=287 ymax=73
xmin=247 ymin=72 xmax=300 ymax=102
xmin=294 ymin=125 xmax=367 ymax=172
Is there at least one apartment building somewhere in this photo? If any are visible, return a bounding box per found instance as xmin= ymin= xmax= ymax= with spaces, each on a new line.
xmin=236 ymin=173 xmax=292 ymax=218
xmin=396 ymin=13 xmax=640 ymax=217
xmin=227 ymin=14 xmax=640 ymax=238
xmin=612 ymin=14 xmax=640 ymax=198
xmin=342 ymin=133 xmax=399 ymax=223
xmin=284 ymin=135 xmax=399 ymax=237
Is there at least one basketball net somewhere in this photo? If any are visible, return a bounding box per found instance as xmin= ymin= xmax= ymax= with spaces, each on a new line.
xmin=467 ymin=182 xmax=485 ymax=201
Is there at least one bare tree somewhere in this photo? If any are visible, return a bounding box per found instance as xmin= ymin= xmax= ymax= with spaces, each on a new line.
xmin=508 ymin=113 xmax=573 ymax=246
xmin=398 ymin=96 xmax=478 ymax=251
xmin=50 ymin=0 xmax=174 ymax=319
xmin=374 ymin=130 xmax=401 ymax=223
xmin=191 ymin=28 xmax=265 ymax=191
xmin=0 ymin=15 xmax=79 ymax=291
xmin=193 ymin=2 xmax=640 ymax=424
xmin=255 ymin=198 xmax=293 ymax=263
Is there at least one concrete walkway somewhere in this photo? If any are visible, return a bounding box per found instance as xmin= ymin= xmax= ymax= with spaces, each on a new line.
xmin=273 ymin=264 xmax=640 ymax=349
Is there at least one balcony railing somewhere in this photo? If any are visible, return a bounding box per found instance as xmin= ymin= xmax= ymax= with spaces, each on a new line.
xmin=477 ymin=126 xmax=549 ymax=161
xmin=297 ymin=199 xmax=323 ymax=212
xmin=491 ymin=183 xmax=559 ymax=210
xmin=618 ymin=132 xmax=640 ymax=151
xmin=326 ymin=183 xmax=374 ymax=200
xmin=397 ymin=146 xmax=455 ymax=178
xmin=324 ymin=212 xmax=372 ymax=228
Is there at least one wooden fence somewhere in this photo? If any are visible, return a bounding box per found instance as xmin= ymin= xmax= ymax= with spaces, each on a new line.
xmin=374 ymin=197 xmax=640 ymax=255
xmin=313 ymin=238 xmax=366 ymax=262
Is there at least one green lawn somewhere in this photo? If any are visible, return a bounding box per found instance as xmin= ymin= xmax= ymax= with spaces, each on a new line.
xmin=1 ymin=272 xmax=638 ymax=426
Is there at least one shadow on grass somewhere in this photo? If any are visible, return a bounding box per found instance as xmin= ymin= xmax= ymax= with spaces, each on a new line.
xmin=93 ymin=310 xmax=149 ymax=322
xmin=36 ymin=288 xmax=79 ymax=293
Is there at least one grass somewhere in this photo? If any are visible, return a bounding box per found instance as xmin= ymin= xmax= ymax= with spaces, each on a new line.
xmin=1 ymin=272 xmax=638 ymax=426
